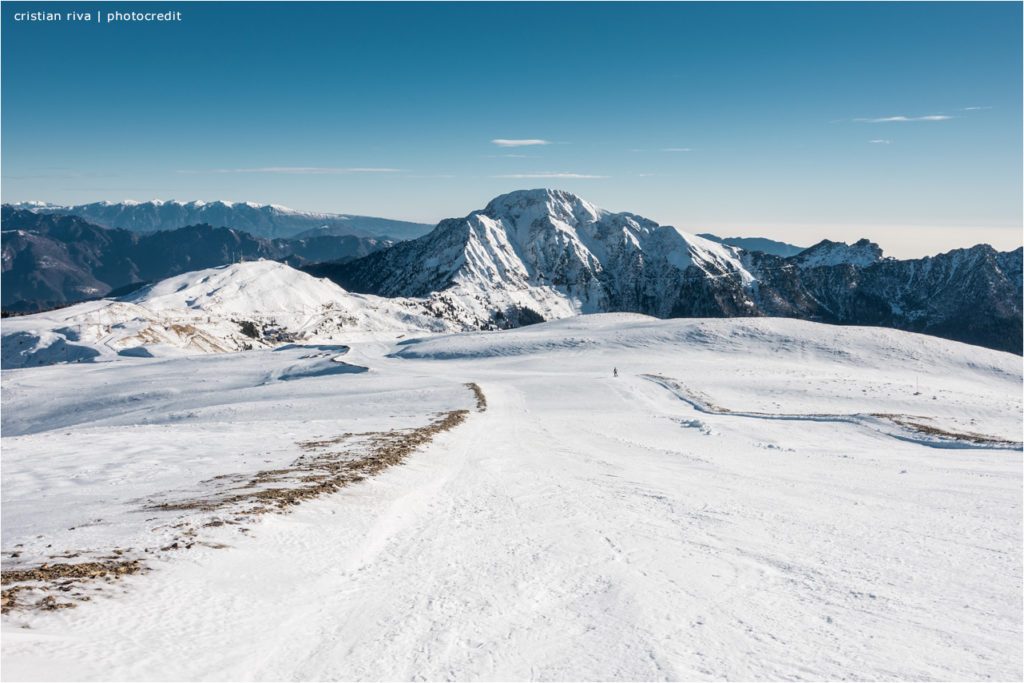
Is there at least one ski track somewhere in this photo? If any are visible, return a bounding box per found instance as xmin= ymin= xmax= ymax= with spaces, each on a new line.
xmin=642 ymin=373 xmax=1022 ymax=451
xmin=2 ymin=321 xmax=1021 ymax=681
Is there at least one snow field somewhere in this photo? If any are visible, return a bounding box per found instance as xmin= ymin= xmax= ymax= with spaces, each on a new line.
xmin=1 ymin=314 xmax=1020 ymax=680
xmin=1 ymin=346 xmax=477 ymax=573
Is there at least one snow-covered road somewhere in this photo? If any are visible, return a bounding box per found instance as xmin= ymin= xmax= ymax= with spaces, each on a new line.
xmin=3 ymin=317 xmax=1021 ymax=680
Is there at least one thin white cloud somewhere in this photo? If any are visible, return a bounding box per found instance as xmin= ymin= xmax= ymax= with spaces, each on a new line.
xmin=869 ymin=139 xmax=891 ymax=144
xmin=491 ymin=139 xmax=551 ymax=147
xmin=661 ymin=147 xmax=693 ymax=152
xmin=491 ymin=172 xmax=607 ymax=179
xmin=2 ymin=172 xmax=117 ymax=179
xmin=855 ymin=115 xmax=952 ymax=123
xmin=962 ymin=106 xmax=992 ymax=111
xmin=176 ymin=167 xmax=405 ymax=174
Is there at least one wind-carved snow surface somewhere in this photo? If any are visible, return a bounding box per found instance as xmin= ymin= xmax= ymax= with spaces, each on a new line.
xmin=2 ymin=314 xmax=1021 ymax=680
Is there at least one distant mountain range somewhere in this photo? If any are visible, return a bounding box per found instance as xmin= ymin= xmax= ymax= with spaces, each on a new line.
xmin=9 ymin=200 xmax=434 ymax=240
xmin=3 ymin=191 xmax=1020 ymax=354
xmin=697 ymin=234 xmax=805 ymax=257
xmin=1 ymin=207 xmax=388 ymax=311
xmin=307 ymin=189 xmax=1022 ymax=353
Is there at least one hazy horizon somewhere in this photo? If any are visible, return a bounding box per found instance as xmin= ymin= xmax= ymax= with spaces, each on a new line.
xmin=5 ymin=190 xmax=1020 ymax=260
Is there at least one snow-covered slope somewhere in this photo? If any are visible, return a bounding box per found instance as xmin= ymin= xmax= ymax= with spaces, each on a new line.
xmin=1 ymin=260 xmax=454 ymax=367
xmin=396 ymin=313 xmax=1021 ymax=440
xmin=125 ymin=259 xmax=351 ymax=315
xmin=2 ymin=315 xmax=1020 ymax=679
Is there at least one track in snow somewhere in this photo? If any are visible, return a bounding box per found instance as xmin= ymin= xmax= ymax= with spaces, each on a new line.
xmin=643 ymin=373 xmax=1023 ymax=450
xmin=2 ymin=317 xmax=1021 ymax=680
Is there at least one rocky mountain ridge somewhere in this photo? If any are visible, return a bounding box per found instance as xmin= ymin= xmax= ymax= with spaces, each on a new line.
xmin=5 ymin=190 xmax=1019 ymax=354
xmin=308 ymin=189 xmax=1022 ymax=353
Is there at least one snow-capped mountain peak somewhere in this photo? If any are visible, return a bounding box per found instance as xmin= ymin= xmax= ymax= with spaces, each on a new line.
xmin=13 ymin=200 xmax=59 ymax=209
xmin=0 ymin=260 xmax=462 ymax=367
xmin=317 ymin=189 xmax=757 ymax=327
xmin=791 ymin=238 xmax=885 ymax=267
xmin=482 ymin=189 xmax=604 ymax=229
xmin=124 ymin=259 xmax=348 ymax=317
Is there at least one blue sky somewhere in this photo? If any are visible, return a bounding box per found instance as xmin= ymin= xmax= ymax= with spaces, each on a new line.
xmin=2 ymin=1 xmax=1021 ymax=257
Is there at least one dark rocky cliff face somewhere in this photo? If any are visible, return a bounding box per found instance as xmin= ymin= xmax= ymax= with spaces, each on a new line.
xmin=739 ymin=245 xmax=1022 ymax=352
xmin=665 ymin=246 xmax=1022 ymax=353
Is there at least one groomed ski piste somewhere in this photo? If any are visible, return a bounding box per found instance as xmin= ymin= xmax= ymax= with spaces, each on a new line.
xmin=2 ymin=309 xmax=1021 ymax=680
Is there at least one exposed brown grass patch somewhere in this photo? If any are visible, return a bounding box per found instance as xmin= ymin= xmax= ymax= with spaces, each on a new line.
xmin=1 ymin=560 xmax=142 ymax=586
xmin=151 ymin=382 xmax=486 ymax=516
xmin=1 ymin=382 xmax=487 ymax=615
xmin=1 ymin=560 xmax=144 ymax=614
xmin=465 ymin=382 xmax=487 ymax=412
xmin=645 ymin=373 xmax=1018 ymax=447
xmin=872 ymin=414 xmax=1019 ymax=445
xmin=149 ymin=408 xmax=472 ymax=514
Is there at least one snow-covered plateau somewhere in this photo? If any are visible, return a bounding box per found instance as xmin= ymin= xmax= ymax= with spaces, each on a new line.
xmin=1 ymin=283 xmax=1021 ymax=680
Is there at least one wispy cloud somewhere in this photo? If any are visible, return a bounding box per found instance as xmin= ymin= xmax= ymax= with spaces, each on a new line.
xmin=175 ymin=167 xmax=405 ymax=174
xmin=629 ymin=147 xmax=694 ymax=152
xmin=491 ymin=139 xmax=551 ymax=147
xmin=855 ymin=115 xmax=952 ymax=123
xmin=962 ymin=106 xmax=992 ymax=111
xmin=54 ymin=187 xmax=182 ymax=193
xmin=2 ymin=172 xmax=117 ymax=179
xmin=491 ymin=172 xmax=607 ymax=179
xmin=869 ymin=139 xmax=891 ymax=144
